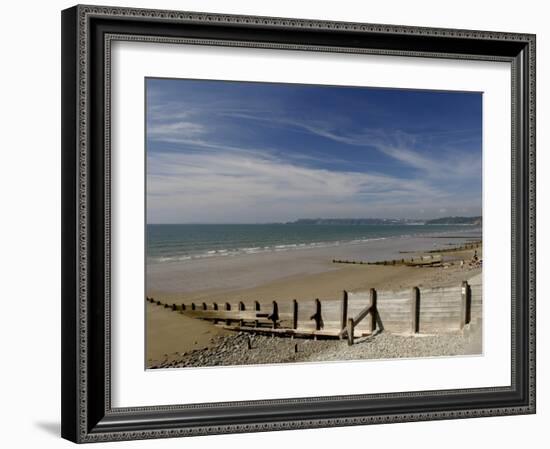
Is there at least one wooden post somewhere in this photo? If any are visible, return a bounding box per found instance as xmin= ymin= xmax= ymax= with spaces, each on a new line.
xmin=191 ymin=302 xmax=196 ymax=311
xmin=239 ymin=301 xmax=245 ymax=327
xmin=172 ymin=304 xmax=177 ymax=311
xmin=340 ymin=291 xmax=348 ymax=339
xmin=369 ymin=288 xmax=377 ymax=333
xmin=460 ymin=281 xmax=471 ymax=329
xmin=254 ymin=301 xmax=260 ymax=328
xmin=292 ymin=299 xmax=298 ymax=330
xmin=225 ymin=302 xmax=231 ymax=325
xmin=410 ymin=287 xmax=420 ymax=334
xmin=347 ymin=318 xmax=355 ymax=346
xmin=180 ymin=303 xmax=186 ymax=311
xmin=311 ymin=298 xmax=322 ymax=331
xmin=269 ymin=301 xmax=279 ymax=329
xmin=202 ymin=302 xmax=207 ymax=310
xmin=212 ymin=302 xmax=218 ymax=324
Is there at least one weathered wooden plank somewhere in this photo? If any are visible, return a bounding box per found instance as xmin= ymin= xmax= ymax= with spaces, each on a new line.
xmin=420 ymin=318 xmax=464 ymax=324
xmin=419 ymin=307 xmax=462 ymax=314
xmin=377 ymin=323 xmax=411 ymax=332
xmin=374 ymin=297 xmax=411 ymax=304
xmin=419 ymin=293 xmax=462 ymax=302
xmin=377 ymin=291 xmax=411 ymax=300
xmin=426 ymin=289 xmax=462 ymax=296
xmin=377 ymin=303 xmax=411 ymax=311
xmin=420 ymin=303 xmax=461 ymax=310
xmin=377 ymin=301 xmax=411 ymax=309
xmin=421 ymin=309 xmax=461 ymax=316
xmin=419 ymin=314 xmax=462 ymax=321
xmin=377 ymin=312 xmax=411 ymax=320
xmin=377 ymin=297 xmax=413 ymax=303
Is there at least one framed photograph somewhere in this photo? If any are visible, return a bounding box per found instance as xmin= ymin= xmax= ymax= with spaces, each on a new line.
xmin=61 ymin=4 xmax=536 ymax=443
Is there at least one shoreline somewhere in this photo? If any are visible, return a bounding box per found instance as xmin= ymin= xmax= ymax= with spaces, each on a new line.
xmin=147 ymin=229 xmax=481 ymax=296
xmin=148 ymin=226 xmax=481 ymax=265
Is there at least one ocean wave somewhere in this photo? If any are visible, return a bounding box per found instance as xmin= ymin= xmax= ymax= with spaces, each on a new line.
xmin=147 ymin=236 xmax=390 ymax=264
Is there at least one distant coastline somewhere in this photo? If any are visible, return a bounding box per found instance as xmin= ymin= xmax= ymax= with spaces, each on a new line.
xmin=285 ymin=216 xmax=482 ymax=226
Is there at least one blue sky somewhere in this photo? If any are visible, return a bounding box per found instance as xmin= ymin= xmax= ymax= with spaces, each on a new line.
xmin=146 ymin=78 xmax=482 ymax=224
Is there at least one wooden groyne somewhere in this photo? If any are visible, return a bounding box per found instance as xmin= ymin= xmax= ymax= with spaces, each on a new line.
xmin=426 ymin=241 xmax=481 ymax=253
xmin=147 ymin=274 xmax=481 ymax=346
xmin=333 ymin=254 xmax=443 ymax=267
xmin=332 ymin=241 xmax=482 ymax=267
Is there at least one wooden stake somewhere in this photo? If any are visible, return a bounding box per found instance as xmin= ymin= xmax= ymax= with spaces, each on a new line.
xmin=347 ymin=318 xmax=355 ymax=346
xmin=225 ymin=302 xmax=231 ymax=325
xmin=460 ymin=281 xmax=471 ymax=329
xmin=310 ymin=298 xmax=322 ymax=331
xmin=254 ymin=300 xmax=260 ymax=328
xmin=370 ymin=288 xmax=377 ymax=333
xmin=292 ymin=299 xmax=298 ymax=329
xmin=269 ymin=301 xmax=279 ymax=329
xmin=239 ymin=301 xmax=245 ymax=327
xmin=340 ymin=291 xmax=348 ymax=338
xmin=410 ymin=287 xmax=420 ymax=334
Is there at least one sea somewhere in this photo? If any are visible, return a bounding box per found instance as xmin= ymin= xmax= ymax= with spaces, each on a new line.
xmin=147 ymin=224 xmax=480 ymax=264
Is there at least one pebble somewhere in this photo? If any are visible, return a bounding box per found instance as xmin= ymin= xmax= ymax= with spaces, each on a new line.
xmin=148 ymin=330 xmax=475 ymax=369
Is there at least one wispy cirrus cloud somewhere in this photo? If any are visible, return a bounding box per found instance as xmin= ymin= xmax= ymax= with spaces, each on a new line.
xmin=215 ymin=111 xmax=481 ymax=181
xmin=145 ymin=78 xmax=482 ymax=223
xmin=147 ymin=148 xmax=480 ymax=223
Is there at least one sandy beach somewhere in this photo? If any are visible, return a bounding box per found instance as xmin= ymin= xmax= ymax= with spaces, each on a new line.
xmin=146 ymin=230 xmax=482 ymax=367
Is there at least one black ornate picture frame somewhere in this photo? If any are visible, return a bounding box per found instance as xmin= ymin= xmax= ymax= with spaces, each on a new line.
xmin=61 ymin=4 xmax=536 ymax=443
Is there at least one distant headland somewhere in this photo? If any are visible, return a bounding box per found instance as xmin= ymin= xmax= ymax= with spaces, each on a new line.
xmin=285 ymin=216 xmax=482 ymax=226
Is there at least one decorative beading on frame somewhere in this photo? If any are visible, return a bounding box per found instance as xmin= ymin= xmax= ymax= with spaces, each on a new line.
xmin=79 ymin=4 xmax=534 ymax=42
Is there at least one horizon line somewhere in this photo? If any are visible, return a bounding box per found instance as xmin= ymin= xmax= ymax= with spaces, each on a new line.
xmin=147 ymin=216 xmax=482 ymax=226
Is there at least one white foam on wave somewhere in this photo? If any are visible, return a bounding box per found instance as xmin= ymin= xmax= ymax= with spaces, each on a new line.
xmin=149 ymin=229 xmax=479 ymax=265
xmin=149 ymin=235 xmax=393 ymax=264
